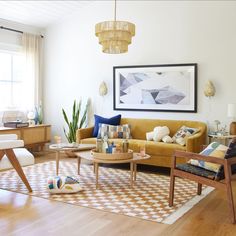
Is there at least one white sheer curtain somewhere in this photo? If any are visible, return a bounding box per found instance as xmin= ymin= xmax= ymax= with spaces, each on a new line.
xmin=21 ymin=33 xmax=42 ymax=109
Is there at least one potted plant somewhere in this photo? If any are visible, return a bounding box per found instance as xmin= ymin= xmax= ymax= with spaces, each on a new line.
xmin=62 ymin=99 xmax=89 ymax=156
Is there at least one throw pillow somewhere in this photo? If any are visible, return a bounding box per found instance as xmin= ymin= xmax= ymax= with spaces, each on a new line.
xmin=93 ymin=114 xmax=121 ymax=137
xmin=153 ymin=126 xmax=170 ymax=142
xmin=162 ymin=135 xmax=173 ymax=143
xmin=215 ymin=138 xmax=236 ymax=180
xmin=189 ymin=142 xmax=228 ymax=173
xmin=172 ymin=126 xmax=199 ymax=146
xmin=146 ymin=131 xmax=154 ymax=141
xmin=97 ymin=124 xmax=131 ymax=139
xmin=47 ymin=176 xmax=82 ymax=194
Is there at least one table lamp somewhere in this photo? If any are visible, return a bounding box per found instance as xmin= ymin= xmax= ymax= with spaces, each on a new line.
xmin=227 ymin=103 xmax=236 ymax=135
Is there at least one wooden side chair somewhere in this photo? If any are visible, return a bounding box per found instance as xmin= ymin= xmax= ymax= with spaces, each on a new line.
xmin=169 ymin=139 xmax=236 ymax=224
xmin=0 ymin=134 xmax=32 ymax=192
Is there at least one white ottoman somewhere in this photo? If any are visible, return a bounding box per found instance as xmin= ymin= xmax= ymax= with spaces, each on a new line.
xmin=0 ymin=148 xmax=34 ymax=170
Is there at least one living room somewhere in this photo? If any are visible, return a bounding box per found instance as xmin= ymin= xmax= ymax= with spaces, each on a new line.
xmin=0 ymin=1 xmax=236 ymax=235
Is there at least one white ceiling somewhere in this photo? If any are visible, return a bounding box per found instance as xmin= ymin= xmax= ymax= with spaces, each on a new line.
xmin=0 ymin=1 xmax=92 ymax=28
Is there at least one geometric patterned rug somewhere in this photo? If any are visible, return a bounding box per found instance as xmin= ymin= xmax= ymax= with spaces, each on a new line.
xmin=0 ymin=161 xmax=214 ymax=224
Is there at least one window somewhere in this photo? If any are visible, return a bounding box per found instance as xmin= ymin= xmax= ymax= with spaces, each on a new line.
xmin=0 ymin=50 xmax=30 ymax=110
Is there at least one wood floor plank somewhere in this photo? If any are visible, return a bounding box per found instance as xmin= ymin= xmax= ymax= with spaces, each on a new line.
xmin=0 ymin=153 xmax=235 ymax=236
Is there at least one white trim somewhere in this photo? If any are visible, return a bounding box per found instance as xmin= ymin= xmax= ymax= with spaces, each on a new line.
xmin=0 ymin=42 xmax=22 ymax=52
xmin=162 ymin=187 xmax=215 ymax=224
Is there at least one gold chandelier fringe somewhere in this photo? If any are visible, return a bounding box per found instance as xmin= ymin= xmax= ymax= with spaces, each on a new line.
xmin=95 ymin=20 xmax=135 ymax=54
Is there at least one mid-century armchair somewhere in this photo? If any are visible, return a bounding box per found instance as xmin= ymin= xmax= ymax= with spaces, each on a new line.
xmin=0 ymin=134 xmax=32 ymax=192
xmin=169 ymin=139 xmax=236 ymax=224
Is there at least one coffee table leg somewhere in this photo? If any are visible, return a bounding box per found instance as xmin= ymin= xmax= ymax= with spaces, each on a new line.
xmin=95 ymin=162 xmax=99 ymax=189
xmin=130 ymin=162 xmax=133 ymax=187
xmin=56 ymin=151 xmax=60 ymax=175
xmin=78 ymin=156 xmax=81 ymax=175
xmin=134 ymin=163 xmax=137 ymax=181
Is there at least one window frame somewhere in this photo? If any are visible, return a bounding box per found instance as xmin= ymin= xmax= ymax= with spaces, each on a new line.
xmin=0 ymin=46 xmax=24 ymax=110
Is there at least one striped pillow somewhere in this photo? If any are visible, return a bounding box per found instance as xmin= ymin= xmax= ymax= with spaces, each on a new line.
xmin=97 ymin=124 xmax=131 ymax=139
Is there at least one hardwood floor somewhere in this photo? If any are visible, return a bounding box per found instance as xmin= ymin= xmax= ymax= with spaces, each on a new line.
xmin=0 ymin=152 xmax=236 ymax=236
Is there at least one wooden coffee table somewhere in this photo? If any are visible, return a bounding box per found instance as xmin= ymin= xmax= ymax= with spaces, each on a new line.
xmin=75 ymin=150 xmax=150 ymax=189
xmin=49 ymin=143 xmax=96 ymax=175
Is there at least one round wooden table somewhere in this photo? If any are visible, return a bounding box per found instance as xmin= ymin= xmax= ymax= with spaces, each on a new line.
xmin=75 ymin=150 xmax=150 ymax=189
xmin=49 ymin=143 xmax=96 ymax=175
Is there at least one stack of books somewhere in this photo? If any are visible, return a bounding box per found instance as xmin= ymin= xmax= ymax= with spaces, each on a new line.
xmin=4 ymin=121 xmax=29 ymax=128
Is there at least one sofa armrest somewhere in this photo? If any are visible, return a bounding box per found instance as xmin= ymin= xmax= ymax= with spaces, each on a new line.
xmin=76 ymin=127 xmax=94 ymax=143
xmin=186 ymin=131 xmax=206 ymax=153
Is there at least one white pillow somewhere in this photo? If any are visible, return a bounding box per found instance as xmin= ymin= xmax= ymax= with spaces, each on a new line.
xmin=47 ymin=176 xmax=82 ymax=194
xmin=146 ymin=131 xmax=154 ymax=141
xmin=153 ymin=126 xmax=170 ymax=142
xmin=162 ymin=135 xmax=173 ymax=143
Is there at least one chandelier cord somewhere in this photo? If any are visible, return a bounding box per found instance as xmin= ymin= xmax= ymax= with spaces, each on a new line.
xmin=114 ymin=0 xmax=117 ymax=22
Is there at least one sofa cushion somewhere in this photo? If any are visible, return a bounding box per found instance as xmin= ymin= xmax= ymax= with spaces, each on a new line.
xmin=81 ymin=138 xmax=186 ymax=156
xmin=92 ymin=114 xmax=121 ymax=137
xmin=97 ymin=124 xmax=131 ymax=139
xmin=153 ymin=126 xmax=170 ymax=142
xmin=146 ymin=131 xmax=154 ymax=141
xmin=145 ymin=141 xmax=186 ymax=156
xmin=162 ymin=135 xmax=173 ymax=143
xmin=120 ymin=118 xmax=206 ymax=140
xmin=47 ymin=176 xmax=82 ymax=194
xmin=172 ymin=126 xmax=199 ymax=146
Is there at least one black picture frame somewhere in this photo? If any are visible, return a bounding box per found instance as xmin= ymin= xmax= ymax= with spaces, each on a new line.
xmin=113 ymin=63 xmax=197 ymax=113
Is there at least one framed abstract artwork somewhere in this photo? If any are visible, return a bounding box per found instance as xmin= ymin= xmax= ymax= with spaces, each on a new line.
xmin=113 ymin=63 xmax=197 ymax=113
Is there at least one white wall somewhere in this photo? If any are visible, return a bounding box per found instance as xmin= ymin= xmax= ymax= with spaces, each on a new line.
xmin=43 ymin=1 xmax=236 ymax=140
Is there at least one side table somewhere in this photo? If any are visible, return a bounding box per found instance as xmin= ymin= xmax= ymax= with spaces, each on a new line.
xmin=49 ymin=143 xmax=96 ymax=175
xmin=208 ymin=134 xmax=236 ymax=145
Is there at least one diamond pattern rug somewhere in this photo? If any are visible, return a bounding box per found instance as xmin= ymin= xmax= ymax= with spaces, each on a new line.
xmin=0 ymin=161 xmax=214 ymax=224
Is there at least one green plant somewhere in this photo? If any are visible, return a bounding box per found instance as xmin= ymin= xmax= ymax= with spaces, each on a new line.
xmin=62 ymin=99 xmax=89 ymax=143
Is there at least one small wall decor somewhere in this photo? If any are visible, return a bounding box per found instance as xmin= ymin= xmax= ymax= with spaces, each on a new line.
xmin=99 ymin=81 xmax=108 ymax=96
xmin=113 ymin=64 xmax=197 ymax=112
xmin=204 ymin=80 xmax=215 ymax=97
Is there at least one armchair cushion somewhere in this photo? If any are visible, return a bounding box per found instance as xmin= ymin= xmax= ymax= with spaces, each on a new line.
xmin=0 ymin=140 xmax=24 ymax=150
xmin=0 ymin=134 xmax=18 ymax=140
xmin=215 ymin=138 xmax=236 ymax=180
xmin=188 ymin=142 xmax=228 ymax=173
xmin=176 ymin=163 xmax=217 ymax=180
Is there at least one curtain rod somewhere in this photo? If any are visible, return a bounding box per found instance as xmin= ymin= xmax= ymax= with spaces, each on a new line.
xmin=0 ymin=26 xmax=44 ymax=38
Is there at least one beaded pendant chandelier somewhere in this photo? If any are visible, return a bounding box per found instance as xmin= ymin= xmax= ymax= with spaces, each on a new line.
xmin=95 ymin=0 xmax=135 ymax=54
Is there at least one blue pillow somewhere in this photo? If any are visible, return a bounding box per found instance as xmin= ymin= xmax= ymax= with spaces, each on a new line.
xmin=93 ymin=114 xmax=121 ymax=137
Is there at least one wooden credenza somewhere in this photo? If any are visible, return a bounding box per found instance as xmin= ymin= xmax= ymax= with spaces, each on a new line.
xmin=0 ymin=124 xmax=51 ymax=149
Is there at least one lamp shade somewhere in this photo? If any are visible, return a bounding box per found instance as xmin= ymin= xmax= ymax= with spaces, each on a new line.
xmin=227 ymin=104 xmax=236 ymax=118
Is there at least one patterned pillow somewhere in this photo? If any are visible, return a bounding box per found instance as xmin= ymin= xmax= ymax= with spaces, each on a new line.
xmin=92 ymin=114 xmax=121 ymax=137
xmin=97 ymin=124 xmax=131 ymax=139
xmin=47 ymin=176 xmax=82 ymax=194
xmin=172 ymin=126 xmax=199 ymax=146
xmin=189 ymin=142 xmax=228 ymax=173
xmin=215 ymin=138 xmax=236 ymax=180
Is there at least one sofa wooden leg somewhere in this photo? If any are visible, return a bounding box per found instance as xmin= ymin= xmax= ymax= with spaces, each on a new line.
xmin=5 ymin=149 xmax=32 ymax=192
xmin=169 ymin=170 xmax=175 ymax=207
xmin=197 ymin=183 xmax=202 ymax=195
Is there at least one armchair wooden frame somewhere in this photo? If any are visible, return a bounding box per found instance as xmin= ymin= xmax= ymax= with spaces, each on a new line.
xmin=0 ymin=149 xmax=32 ymax=192
xmin=169 ymin=150 xmax=236 ymax=224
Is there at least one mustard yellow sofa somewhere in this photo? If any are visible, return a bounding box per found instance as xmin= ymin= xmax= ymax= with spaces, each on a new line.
xmin=76 ymin=118 xmax=207 ymax=168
